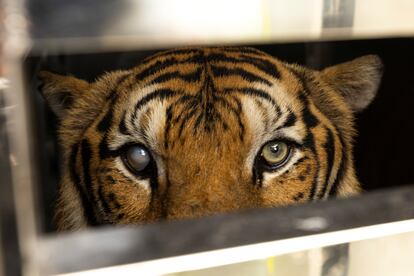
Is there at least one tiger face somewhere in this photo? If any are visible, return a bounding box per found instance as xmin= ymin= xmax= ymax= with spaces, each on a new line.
xmin=39 ymin=47 xmax=382 ymax=230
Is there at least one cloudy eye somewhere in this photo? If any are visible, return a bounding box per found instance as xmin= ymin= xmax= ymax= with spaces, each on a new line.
xmin=260 ymin=141 xmax=291 ymax=169
xmin=122 ymin=145 xmax=152 ymax=175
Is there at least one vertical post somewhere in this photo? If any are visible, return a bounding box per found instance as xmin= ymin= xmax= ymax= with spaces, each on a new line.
xmin=3 ymin=0 xmax=39 ymax=275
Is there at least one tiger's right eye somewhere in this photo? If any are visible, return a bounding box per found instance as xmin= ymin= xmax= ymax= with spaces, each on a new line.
xmin=122 ymin=145 xmax=151 ymax=174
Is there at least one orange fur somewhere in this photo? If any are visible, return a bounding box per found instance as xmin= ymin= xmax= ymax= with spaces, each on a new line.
xmin=39 ymin=47 xmax=382 ymax=230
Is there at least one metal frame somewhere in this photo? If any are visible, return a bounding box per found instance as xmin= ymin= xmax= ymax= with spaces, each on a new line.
xmin=37 ymin=186 xmax=414 ymax=275
xmin=2 ymin=0 xmax=414 ymax=275
xmin=26 ymin=0 xmax=414 ymax=54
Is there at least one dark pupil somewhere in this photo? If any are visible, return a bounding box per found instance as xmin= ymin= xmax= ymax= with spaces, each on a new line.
xmin=269 ymin=144 xmax=280 ymax=153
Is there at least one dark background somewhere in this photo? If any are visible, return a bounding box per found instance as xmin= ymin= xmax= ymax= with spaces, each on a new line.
xmin=25 ymin=37 xmax=414 ymax=232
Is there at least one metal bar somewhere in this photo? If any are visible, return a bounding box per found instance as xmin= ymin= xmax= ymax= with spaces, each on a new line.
xmin=0 ymin=83 xmax=20 ymax=276
xmin=26 ymin=0 xmax=414 ymax=55
xmin=322 ymin=0 xmax=355 ymax=29
xmin=3 ymin=0 xmax=39 ymax=275
xmin=37 ymin=185 xmax=414 ymax=275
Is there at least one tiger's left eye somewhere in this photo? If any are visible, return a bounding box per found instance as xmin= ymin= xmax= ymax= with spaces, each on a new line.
xmin=261 ymin=141 xmax=291 ymax=168
xmin=122 ymin=145 xmax=151 ymax=174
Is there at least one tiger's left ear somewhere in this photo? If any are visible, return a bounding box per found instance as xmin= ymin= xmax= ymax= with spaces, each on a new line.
xmin=38 ymin=71 xmax=91 ymax=119
xmin=320 ymin=55 xmax=383 ymax=112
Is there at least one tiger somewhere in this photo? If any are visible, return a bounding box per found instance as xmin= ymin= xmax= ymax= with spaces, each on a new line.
xmin=38 ymin=46 xmax=382 ymax=231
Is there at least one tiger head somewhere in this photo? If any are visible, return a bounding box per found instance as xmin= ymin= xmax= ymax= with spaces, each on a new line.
xmin=39 ymin=47 xmax=382 ymax=230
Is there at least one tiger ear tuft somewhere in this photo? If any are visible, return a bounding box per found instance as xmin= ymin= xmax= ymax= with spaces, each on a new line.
xmin=320 ymin=55 xmax=383 ymax=112
xmin=38 ymin=71 xmax=90 ymax=118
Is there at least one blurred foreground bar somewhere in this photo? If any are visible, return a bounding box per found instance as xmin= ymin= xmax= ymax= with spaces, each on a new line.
xmin=38 ymin=185 xmax=414 ymax=275
xmin=28 ymin=0 xmax=414 ymax=53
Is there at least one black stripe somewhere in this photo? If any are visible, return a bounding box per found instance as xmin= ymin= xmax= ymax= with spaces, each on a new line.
xmin=206 ymin=107 xmax=225 ymax=132
xmin=98 ymin=133 xmax=118 ymax=160
xmin=134 ymin=89 xmax=178 ymax=114
xmin=98 ymin=183 xmax=111 ymax=214
xmin=173 ymin=94 xmax=197 ymax=107
xmin=208 ymin=95 xmax=243 ymax=135
xmin=298 ymin=93 xmax=319 ymax=128
xmin=287 ymin=68 xmax=320 ymax=128
xmin=129 ymin=89 xmax=178 ymax=134
xmin=240 ymin=54 xmax=281 ymax=79
xmin=328 ymin=137 xmax=348 ymax=197
xmin=222 ymin=47 xmax=266 ymax=55
xmin=304 ymin=129 xmax=319 ymax=200
xmin=275 ymin=111 xmax=297 ymax=130
xmin=96 ymin=106 xmax=114 ymax=133
xmin=308 ymin=158 xmax=320 ymax=201
xmin=119 ymin=112 xmax=130 ymax=135
xmin=81 ymin=139 xmax=94 ymax=200
xmin=164 ymin=105 xmax=173 ymax=149
xmin=318 ymin=127 xmax=335 ymax=199
xmin=284 ymin=112 xmax=297 ymax=127
xmin=187 ymin=93 xmax=227 ymax=133
xmin=69 ymin=143 xmax=98 ymax=226
xmin=233 ymin=96 xmax=245 ymax=141
xmin=98 ymin=135 xmax=109 ymax=159
xmin=105 ymin=73 xmax=131 ymax=100
xmin=228 ymin=87 xmax=281 ymax=130
xmin=224 ymin=88 xmax=277 ymax=107
xmin=141 ymin=49 xmax=202 ymax=65
xmin=148 ymin=68 xmax=202 ymax=85
xmin=136 ymin=55 xmax=204 ymax=82
xmin=302 ymin=105 xmax=319 ymax=128
xmin=97 ymin=75 xmax=129 ymax=133
xmin=193 ymin=112 xmax=204 ymax=131
xmin=178 ymin=107 xmax=199 ymax=137
xmin=287 ymin=66 xmax=346 ymax=199
xmin=138 ymin=117 xmax=151 ymax=146
xmin=303 ymin=128 xmax=316 ymax=151
xmin=79 ymin=139 xmax=100 ymax=225
xmin=206 ymin=53 xmax=280 ymax=79
xmin=69 ymin=144 xmax=81 ymax=186
xmin=211 ymin=65 xmax=272 ymax=86
xmin=254 ymin=99 xmax=271 ymax=132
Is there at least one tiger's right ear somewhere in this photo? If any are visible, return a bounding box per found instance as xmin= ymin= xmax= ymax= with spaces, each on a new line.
xmin=38 ymin=71 xmax=91 ymax=119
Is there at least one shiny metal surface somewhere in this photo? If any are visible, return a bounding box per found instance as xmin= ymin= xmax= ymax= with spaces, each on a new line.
xmin=3 ymin=0 xmax=38 ymax=275
xmin=163 ymin=231 xmax=414 ymax=276
xmin=27 ymin=0 xmax=414 ymax=54
xmin=37 ymin=186 xmax=414 ymax=275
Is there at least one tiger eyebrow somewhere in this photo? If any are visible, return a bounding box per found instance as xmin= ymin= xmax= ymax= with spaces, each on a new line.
xmin=128 ymin=88 xmax=178 ymax=128
xmin=134 ymin=88 xmax=178 ymax=112
xmin=135 ymin=55 xmax=204 ymax=81
xmin=268 ymin=110 xmax=305 ymax=146
xmin=274 ymin=111 xmax=297 ymax=131
xmin=210 ymin=65 xmax=272 ymax=86
xmin=223 ymin=87 xmax=278 ymax=107
xmin=117 ymin=88 xmax=179 ymax=138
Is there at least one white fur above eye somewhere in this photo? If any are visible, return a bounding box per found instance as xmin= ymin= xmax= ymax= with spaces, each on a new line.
xmin=108 ymin=86 xmax=167 ymax=151
xmin=140 ymin=100 xmax=167 ymax=151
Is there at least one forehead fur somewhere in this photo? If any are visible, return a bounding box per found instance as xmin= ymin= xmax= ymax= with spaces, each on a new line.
xmin=103 ymin=48 xmax=311 ymax=160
